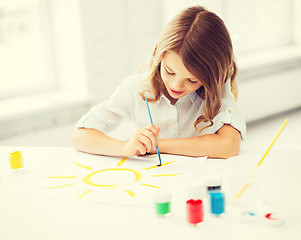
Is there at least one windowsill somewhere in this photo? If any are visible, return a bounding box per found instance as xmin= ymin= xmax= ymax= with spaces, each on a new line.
xmin=236 ymin=44 xmax=301 ymax=123
xmin=0 ymin=91 xmax=91 ymax=121
xmin=0 ymin=91 xmax=92 ymax=139
xmin=237 ymin=45 xmax=301 ymax=81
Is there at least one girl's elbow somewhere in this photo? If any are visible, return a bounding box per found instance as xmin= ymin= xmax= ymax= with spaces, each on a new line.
xmin=224 ymin=147 xmax=239 ymax=159
xmin=223 ymin=139 xmax=240 ymax=159
xmin=218 ymin=137 xmax=240 ymax=159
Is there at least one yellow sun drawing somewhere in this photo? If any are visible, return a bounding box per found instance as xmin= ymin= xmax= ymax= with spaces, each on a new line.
xmin=44 ymin=157 xmax=182 ymax=199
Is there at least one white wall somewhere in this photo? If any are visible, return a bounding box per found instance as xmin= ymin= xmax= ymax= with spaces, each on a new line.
xmin=79 ymin=0 xmax=164 ymax=103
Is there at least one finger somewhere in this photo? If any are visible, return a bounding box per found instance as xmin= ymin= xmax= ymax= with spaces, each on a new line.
xmin=136 ymin=133 xmax=152 ymax=153
xmin=145 ymin=124 xmax=160 ymax=137
xmin=140 ymin=128 xmax=157 ymax=151
xmin=132 ymin=134 xmax=148 ymax=155
xmin=136 ymin=142 xmax=147 ymax=155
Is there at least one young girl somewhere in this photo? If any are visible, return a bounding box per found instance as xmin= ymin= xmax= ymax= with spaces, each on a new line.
xmin=72 ymin=5 xmax=246 ymax=159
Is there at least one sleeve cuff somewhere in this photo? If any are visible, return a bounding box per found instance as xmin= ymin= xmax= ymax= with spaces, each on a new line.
xmin=202 ymin=107 xmax=247 ymax=139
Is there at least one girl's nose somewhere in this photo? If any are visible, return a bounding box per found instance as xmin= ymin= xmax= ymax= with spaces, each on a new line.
xmin=172 ymin=78 xmax=184 ymax=90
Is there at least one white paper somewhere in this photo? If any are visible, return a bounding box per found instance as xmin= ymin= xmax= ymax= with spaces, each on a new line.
xmin=0 ymin=147 xmax=207 ymax=206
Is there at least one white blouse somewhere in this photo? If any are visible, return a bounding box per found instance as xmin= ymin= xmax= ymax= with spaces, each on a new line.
xmin=75 ymin=73 xmax=246 ymax=139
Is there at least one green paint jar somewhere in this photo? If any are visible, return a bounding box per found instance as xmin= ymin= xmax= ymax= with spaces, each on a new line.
xmin=153 ymin=189 xmax=172 ymax=216
xmin=155 ymin=202 xmax=170 ymax=215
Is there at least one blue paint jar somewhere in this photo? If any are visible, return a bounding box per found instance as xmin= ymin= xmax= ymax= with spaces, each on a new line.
xmin=209 ymin=191 xmax=225 ymax=216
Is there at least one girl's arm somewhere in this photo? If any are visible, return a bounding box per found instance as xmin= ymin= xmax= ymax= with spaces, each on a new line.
xmin=72 ymin=124 xmax=240 ymax=158
xmin=157 ymin=124 xmax=241 ymax=159
xmin=72 ymin=128 xmax=126 ymax=156
xmin=71 ymin=124 xmax=159 ymax=157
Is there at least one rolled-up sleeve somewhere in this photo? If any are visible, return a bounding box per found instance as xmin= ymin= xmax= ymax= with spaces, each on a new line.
xmin=74 ymin=76 xmax=135 ymax=134
xmin=202 ymin=99 xmax=246 ymax=139
xmin=201 ymin=80 xmax=246 ymax=139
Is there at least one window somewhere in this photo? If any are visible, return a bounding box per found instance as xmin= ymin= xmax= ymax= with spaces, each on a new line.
xmin=0 ymin=0 xmax=89 ymax=139
xmin=0 ymin=0 xmax=55 ymax=100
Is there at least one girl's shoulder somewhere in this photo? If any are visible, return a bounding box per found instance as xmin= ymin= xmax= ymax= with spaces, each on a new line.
xmin=121 ymin=72 xmax=151 ymax=95
xmin=122 ymin=72 xmax=148 ymax=85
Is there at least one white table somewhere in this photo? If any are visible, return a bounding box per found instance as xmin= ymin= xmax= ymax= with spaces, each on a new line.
xmin=0 ymin=146 xmax=300 ymax=240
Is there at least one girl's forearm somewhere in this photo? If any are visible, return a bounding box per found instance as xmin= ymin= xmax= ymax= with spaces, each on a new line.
xmin=72 ymin=125 xmax=240 ymax=159
xmin=72 ymin=128 xmax=126 ymax=156
xmin=158 ymin=131 xmax=240 ymax=159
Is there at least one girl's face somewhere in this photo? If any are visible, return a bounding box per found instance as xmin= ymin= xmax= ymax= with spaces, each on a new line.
xmin=160 ymin=51 xmax=202 ymax=104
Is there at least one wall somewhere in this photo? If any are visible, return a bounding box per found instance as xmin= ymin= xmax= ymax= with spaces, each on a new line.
xmin=79 ymin=0 xmax=164 ymax=103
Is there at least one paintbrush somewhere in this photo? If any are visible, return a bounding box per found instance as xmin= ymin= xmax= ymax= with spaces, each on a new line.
xmin=145 ymin=97 xmax=162 ymax=166
xmin=235 ymin=118 xmax=289 ymax=200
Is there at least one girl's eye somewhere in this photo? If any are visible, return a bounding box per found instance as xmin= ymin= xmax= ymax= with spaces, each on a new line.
xmin=165 ymin=67 xmax=175 ymax=75
xmin=188 ymin=79 xmax=198 ymax=84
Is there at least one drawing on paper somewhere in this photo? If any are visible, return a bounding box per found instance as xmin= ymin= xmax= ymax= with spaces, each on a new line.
xmin=44 ymin=157 xmax=182 ymax=199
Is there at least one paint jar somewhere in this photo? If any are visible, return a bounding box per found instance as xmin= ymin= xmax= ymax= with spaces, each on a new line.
xmin=186 ymin=199 xmax=204 ymax=225
xmin=153 ymin=189 xmax=172 ymax=217
xmin=209 ymin=190 xmax=225 ymax=216
xmin=185 ymin=183 xmax=204 ymax=225
xmin=9 ymin=151 xmax=24 ymax=170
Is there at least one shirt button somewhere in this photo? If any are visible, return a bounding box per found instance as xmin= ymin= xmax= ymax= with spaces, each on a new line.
xmin=228 ymin=109 xmax=232 ymax=113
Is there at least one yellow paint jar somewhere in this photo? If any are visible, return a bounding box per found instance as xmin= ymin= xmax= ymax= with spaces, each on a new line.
xmin=9 ymin=151 xmax=24 ymax=169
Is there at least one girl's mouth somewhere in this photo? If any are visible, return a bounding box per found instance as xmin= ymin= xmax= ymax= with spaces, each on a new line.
xmin=170 ymin=88 xmax=184 ymax=96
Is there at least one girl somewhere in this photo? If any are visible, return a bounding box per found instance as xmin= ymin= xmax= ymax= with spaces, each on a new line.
xmin=72 ymin=5 xmax=246 ymax=158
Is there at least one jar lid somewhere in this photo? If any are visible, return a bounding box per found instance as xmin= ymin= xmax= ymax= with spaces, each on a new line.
xmin=153 ymin=189 xmax=172 ymax=203
xmin=205 ymin=174 xmax=223 ymax=187
xmin=240 ymin=211 xmax=260 ymax=223
xmin=186 ymin=183 xmax=203 ymax=199
xmin=263 ymin=212 xmax=284 ymax=226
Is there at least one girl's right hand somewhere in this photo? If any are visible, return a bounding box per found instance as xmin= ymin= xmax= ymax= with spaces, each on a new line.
xmin=122 ymin=124 xmax=160 ymax=157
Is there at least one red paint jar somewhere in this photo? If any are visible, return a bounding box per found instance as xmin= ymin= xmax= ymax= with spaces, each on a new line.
xmin=186 ymin=199 xmax=204 ymax=225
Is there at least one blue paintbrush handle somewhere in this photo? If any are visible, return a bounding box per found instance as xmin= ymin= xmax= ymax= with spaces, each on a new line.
xmin=145 ymin=97 xmax=154 ymax=124
xmin=145 ymin=97 xmax=162 ymax=165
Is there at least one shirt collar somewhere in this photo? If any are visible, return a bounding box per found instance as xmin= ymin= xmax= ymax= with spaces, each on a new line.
xmin=189 ymin=91 xmax=198 ymax=102
xmin=156 ymin=91 xmax=198 ymax=106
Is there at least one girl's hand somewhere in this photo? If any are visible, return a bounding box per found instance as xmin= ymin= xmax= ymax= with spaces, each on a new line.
xmin=122 ymin=124 xmax=160 ymax=157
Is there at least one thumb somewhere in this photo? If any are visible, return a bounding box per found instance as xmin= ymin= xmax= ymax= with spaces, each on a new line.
xmin=156 ymin=127 xmax=160 ymax=134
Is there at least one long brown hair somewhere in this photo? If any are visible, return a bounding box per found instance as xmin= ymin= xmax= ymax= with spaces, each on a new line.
xmin=140 ymin=5 xmax=238 ymax=134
